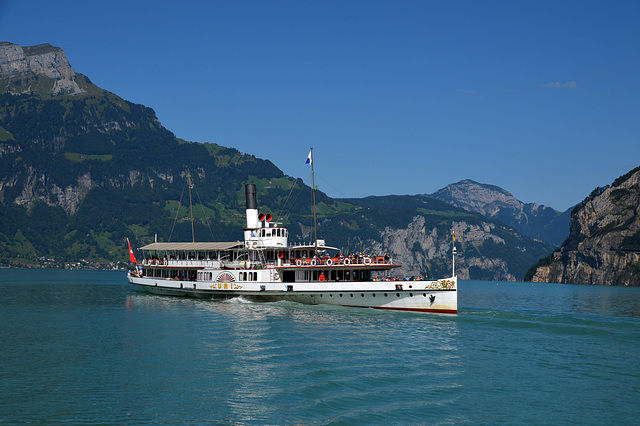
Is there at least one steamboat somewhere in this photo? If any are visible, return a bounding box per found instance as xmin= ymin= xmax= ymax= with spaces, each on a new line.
xmin=127 ymin=151 xmax=457 ymax=314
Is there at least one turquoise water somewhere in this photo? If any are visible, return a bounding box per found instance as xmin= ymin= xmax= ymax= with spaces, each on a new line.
xmin=0 ymin=269 xmax=638 ymax=424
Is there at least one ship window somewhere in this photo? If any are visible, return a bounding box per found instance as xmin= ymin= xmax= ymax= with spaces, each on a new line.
xmin=345 ymin=271 xmax=350 ymax=280
xmin=253 ymin=272 xmax=257 ymax=281
xmin=331 ymin=271 xmax=336 ymax=281
xmin=338 ymin=270 xmax=344 ymax=281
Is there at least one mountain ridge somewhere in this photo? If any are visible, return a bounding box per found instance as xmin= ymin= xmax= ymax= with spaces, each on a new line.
xmin=0 ymin=41 xmax=555 ymax=280
xmin=430 ymin=179 xmax=571 ymax=245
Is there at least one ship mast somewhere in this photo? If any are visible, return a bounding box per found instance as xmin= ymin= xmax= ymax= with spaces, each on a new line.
xmin=310 ymin=147 xmax=318 ymax=255
xmin=187 ymin=170 xmax=195 ymax=243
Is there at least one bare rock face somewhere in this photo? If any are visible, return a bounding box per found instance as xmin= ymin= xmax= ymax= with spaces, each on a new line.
xmin=363 ymin=215 xmax=516 ymax=281
xmin=528 ymin=168 xmax=640 ymax=286
xmin=431 ymin=179 xmax=567 ymax=245
xmin=0 ymin=42 xmax=84 ymax=95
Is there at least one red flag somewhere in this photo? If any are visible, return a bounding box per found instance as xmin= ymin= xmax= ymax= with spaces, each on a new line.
xmin=127 ymin=238 xmax=138 ymax=263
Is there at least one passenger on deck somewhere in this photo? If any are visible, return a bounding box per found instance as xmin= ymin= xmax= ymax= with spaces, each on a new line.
xmin=319 ymin=272 xmax=325 ymax=282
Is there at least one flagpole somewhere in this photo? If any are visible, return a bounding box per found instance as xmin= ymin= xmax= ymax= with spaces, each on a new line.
xmin=311 ymin=147 xmax=318 ymax=256
xmin=452 ymin=230 xmax=457 ymax=277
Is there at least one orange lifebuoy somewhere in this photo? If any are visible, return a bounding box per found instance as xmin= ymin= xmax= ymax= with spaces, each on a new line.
xmin=279 ymin=251 xmax=284 ymax=259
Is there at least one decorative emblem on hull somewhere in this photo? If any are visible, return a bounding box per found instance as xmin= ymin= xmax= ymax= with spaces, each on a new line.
xmin=424 ymin=279 xmax=456 ymax=290
xmin=216 ymin=272 xmax=236 ymax=282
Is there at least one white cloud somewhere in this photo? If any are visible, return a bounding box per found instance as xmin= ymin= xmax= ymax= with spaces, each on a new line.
xmin=457 ymin=89 xmax=483 ymax=99
xmin=540 ymin=81 xmax=578 ymax=89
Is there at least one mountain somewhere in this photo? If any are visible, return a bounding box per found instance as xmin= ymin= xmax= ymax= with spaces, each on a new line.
xmin=338 ymin=194 xmax=554 ymax=281
xmin=0 ymin=42 xmax=88 ymax=96
xmin=525 ymin=167 xmax=640 ymax=286
xmin=0 ymin=42 xmax=554 ymax=280
xmin=430 ymin=179 xmax=571 ymax=245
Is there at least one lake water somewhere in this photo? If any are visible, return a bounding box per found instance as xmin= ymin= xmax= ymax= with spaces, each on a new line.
xmin=1 ymin=269 xmax=638 ymax=424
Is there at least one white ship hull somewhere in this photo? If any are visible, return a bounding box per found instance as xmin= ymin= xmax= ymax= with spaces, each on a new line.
xmin=128 ymin=274 xmax=457 ymax=314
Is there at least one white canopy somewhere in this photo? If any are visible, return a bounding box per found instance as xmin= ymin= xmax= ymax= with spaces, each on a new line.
xmin=139 ymin=242 xmax=243 ymax=251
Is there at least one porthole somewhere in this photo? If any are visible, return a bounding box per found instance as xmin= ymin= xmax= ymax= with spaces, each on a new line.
xmin=384 ymin=293 xmax=388 ymax=297
xmin=396 ymin=293 xmax=400 ymax=297
xmin=410 ymin=293 xmax=413 ymax=297
xmin=340 ymin=294 xmax=343 ymax=297
xmin=423 ymin=293 xmax=427 ymax=297
xmin=350 ymin=293 xmax=353 ymax=297
xmin=361 ymin=293 xmax=364 ymax=297
xmin=372 ymin=293 xmax=376 ymax=297
xmin=330 ymin=294 xmax=333 ymax=297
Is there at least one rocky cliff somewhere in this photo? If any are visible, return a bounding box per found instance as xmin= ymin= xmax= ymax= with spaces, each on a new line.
xmin=0 ymin=42 xmax=86 ymax=96
xmin=526 ymin=167 xmax=640 ymax=286
xmin=431 ymin=179 xmax=570 ymax=245
xmin=364 ymin=216 xmax=517 ymax=281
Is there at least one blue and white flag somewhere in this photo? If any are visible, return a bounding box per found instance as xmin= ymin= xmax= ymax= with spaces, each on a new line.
xmin=305 ymin=150 xmax=312 ymax=166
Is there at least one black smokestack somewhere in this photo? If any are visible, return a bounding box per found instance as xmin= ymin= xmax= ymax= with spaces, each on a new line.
xmin=245 ymin=184 xmax=257 ymax=210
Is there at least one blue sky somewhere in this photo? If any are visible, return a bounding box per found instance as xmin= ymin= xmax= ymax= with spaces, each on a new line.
xmin=2 ymin=0 xmax=639 ymax=211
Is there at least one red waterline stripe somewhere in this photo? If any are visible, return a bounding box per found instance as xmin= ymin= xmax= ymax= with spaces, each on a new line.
xmin=343 ymin=305 xmax=457 ymax=314
xmin=374 ymin=306 xmax=457 ymax=314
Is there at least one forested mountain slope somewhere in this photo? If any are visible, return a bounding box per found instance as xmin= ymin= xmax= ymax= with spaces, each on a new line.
xmin=0 ymin=42 xmax=554 ymax=280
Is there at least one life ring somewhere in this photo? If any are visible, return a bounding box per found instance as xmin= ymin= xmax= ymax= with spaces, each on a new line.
xmin=364 ymin=257 xmax=372 ymax=265
xmin=311 ymin=259 xmax=316 ymax=266
xmin=326 ymin=259 xmax=333 ymax=266
xmin=296 ymin=259 xmax=302 ymax=266
xmin=278 ymin=251 xmax=284 ymax=259
xmin=343 ymin=258 xmax=350 ymax=265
